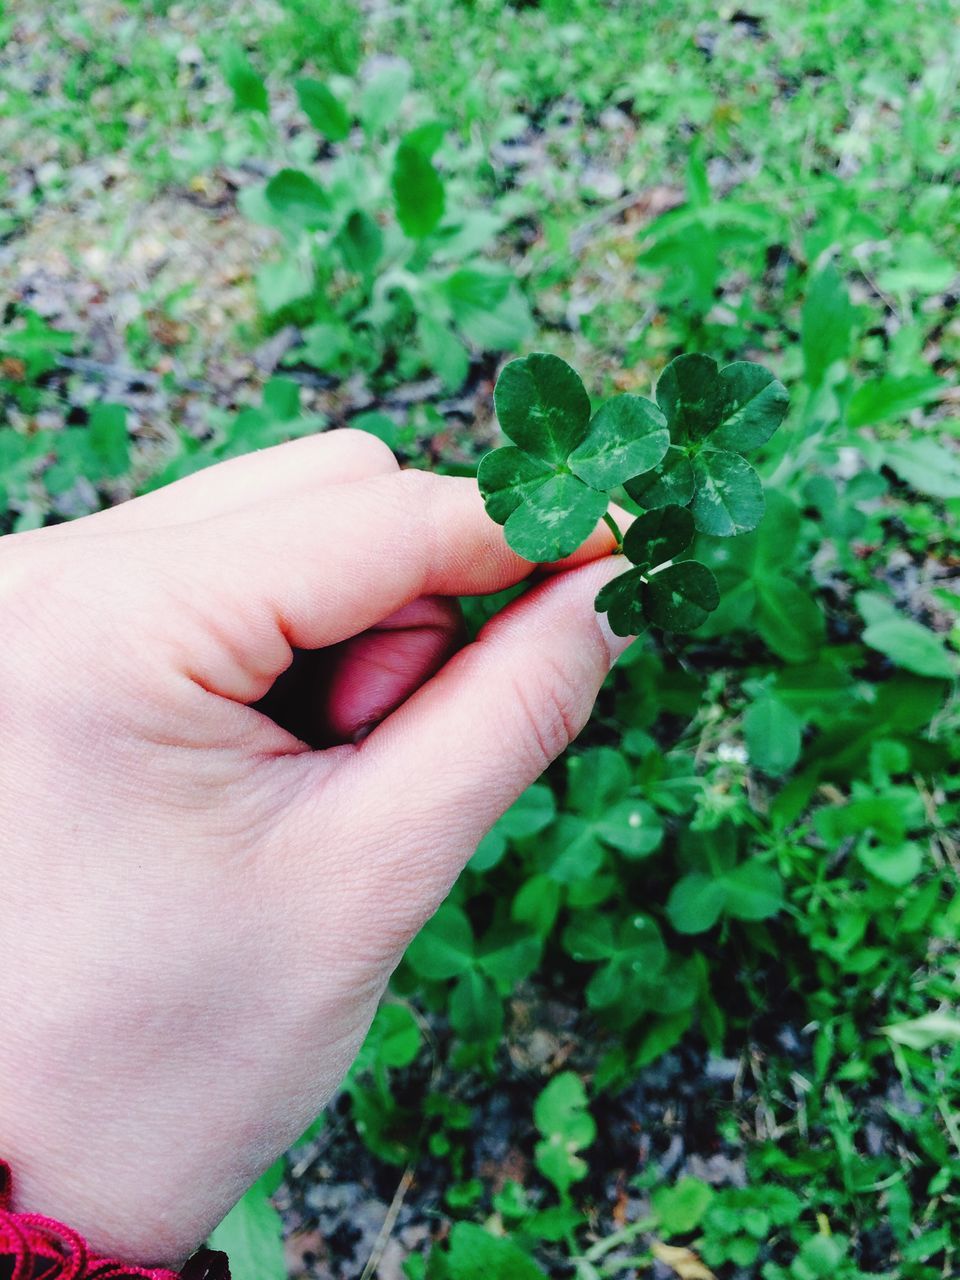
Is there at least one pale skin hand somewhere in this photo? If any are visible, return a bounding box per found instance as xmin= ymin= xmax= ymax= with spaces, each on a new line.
xmin=0 ymin=430 xmax=631 ymax=1268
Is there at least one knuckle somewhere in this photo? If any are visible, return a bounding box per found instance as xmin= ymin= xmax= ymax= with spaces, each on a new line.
xmin=391 ymin=467 xmax=444 ymax=568
xmin=394 ymin=466 xmax=440 ymax=503
xmin=514 ymin=656 xmax=587 ymax=772
xmin=330 ymin=427 xmax=399 ymax=474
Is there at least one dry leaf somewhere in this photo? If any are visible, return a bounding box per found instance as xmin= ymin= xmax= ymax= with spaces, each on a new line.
xmin=651 ymin=1241 xmax=717 ymax=1280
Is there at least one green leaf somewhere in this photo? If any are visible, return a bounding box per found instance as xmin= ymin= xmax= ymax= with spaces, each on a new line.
xmin=847 ymin=373 xmax=944 ymax=428
xmin=595 ymin=798 xmax=664 ymax=857
xmin=624 ymin=446 xmax=694 ymax=509
xmin=642 ymin=561 xmax=720 ymax=631
xmin=711 ymin=362 xmax=789 ymax=451
xmin=594 ymin=567 xmax=648 ymax=638
xmin=418 ymin=315 xmax=469 ymax=391
xmin=392 ymin=141 xmax=445 ymax=239
xmin=477 ymin=447 xmax=554 ymax=524
xmin=534 ymin=1073 xmax=596 ymax=1196
xmin=371 ymin=1003 xmax=421 ymax=1068
xmin=336 ymin=209 xmax=383 ymax=276
xmin=257 ymin=257 xmax=314 ymax=314
xmin=498 ymin=783 xmax=557 ymax=840
xmin=562 ymin=914 xmax=617 ymax=962
xmin=690 ymin=450 xmax=764 ymax=536
xmin=403 ymin=119 xmax=447 ymax=157
xmin=862 ymin=617 xmax=955 ymax=678
xmin=264 ymin=169 xmax=331 ymax=231
xmin=450 ymin=969 xmax=503 ymax=1043
xmin=0 ymin=308 xmax=74 ymax=379
xmin=567 ymin=395 xmax=669 ymax=489
xmin=794 ymin=1234 xmax=845 ymax=1278
xmin=802 ymin=263 xmax=855 ymax=388
xmin=722 ymin=861 xmax=784 ymax=921
xmin=534 ymin=1072 xmax=594 ymax=1140
xmin=477 ymin=924 xmax=541 ymax=991
xmin=666 ymin=873 xmax=726 ymax=934
xmin=208 ymin=1167 xmax=286 ymax=1280
xmin=743 ymin=696 xmax=802 ymax=775
xmin=262 ymin=378 xmax=301 ymax=421
xmin=876 ymin=234 xmax=956 ymax=295
xmin=295 ymin=320 xmax=350 ymax=370
xmin=882 ymin=1011 xmax=960 ymax=1051
xmin=359 ymin=60 xmax=411 ymax=136
xmin=494 ymin=353 xmax=591 ymax=464
xmin=503 ymin=471 xmax=607 ymax=562
xmin=444 ymin=266 xmax=533 ymax=351
xmin=877 ymin=437 xmax=960 ymax=499
xmin=566 ymin=747 xmax=630 ymax=816
xmin=622 ymin=504 xmax=694 ymax=571
xmin=652 ymin=1178 xmax=715 ymax=1236
xmin=656 ymin=353 xmax=724 ymax=440
xmin=295 ymin=78 xmax=350 ymax=140
xmin=858 ymin=840 xmax=924 ymax=887
xmin=755 ymin=578 xmax=825 ymax=663
xmin=87 ymin=403 xmax=130 ymax=477
xmin=440 ymin=1223 xmax=548 ymax=1280
xmin=405 ymin=903 xmax=474 ymax=981
xmin=353 ymin=1002 xmax=420 ymax=1074
xmin=442 ymin=264 xmax=535 ymax=353
xmin=221 ymin=44 xmax=268 ymax=114
xmin=468 ymin=829 xmax=506 ymax=873
xmin=540 ymin=815 xmax=605 ymax=884
xmin=512 ymin=874 xmax=562 ymax=936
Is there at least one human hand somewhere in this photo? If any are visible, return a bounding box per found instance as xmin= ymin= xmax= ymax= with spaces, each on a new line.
xmin=0 ymin=430 xmax=629 ymax=1267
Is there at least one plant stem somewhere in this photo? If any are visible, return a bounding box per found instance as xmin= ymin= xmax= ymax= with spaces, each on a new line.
xmin=603 ymin=511 xmax=624 ymax=553
xmin=582 ymin=1216 xmax=656 ymax=1263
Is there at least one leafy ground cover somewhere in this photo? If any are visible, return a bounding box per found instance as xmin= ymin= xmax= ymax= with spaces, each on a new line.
xmin=1 ymin=1 xmax=958 ymax=1277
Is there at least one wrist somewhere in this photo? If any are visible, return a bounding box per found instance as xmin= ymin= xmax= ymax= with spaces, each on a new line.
xmin=0 ymin=1157 xmax=228 ymax=1279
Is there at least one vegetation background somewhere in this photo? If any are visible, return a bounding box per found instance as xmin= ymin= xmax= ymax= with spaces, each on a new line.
xmin=1 ymin=1 xmax=958 ymax=1277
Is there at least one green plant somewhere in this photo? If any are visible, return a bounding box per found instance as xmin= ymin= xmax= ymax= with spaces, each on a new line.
xmin=479 ymin=350 xmax=789 ymax=634
xmin=533 ymin=1072 xmax=596 ymax=1200
xmin=0 ymin=308 xmax=75 ymax=412
xmin=419 ymin=1222 xmax=548 ymax=1279
xmin=236 ymin=65 xmax=532 ymax=390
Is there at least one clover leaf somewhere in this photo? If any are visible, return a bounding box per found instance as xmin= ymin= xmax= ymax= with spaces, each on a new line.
xmin=625 ymin=445 xmax=694 ymax=509
xmin=493 ymin=352 xmax=591 ymax=463
xmin=690 ymin=449 xmax=764 ymax=537
xmin=594 ymin=506 xmax=719 ymax=636
xmin=479 ymin=348 xmax=789 ymax=638
xmin=479 ymin=352 xmax=669 ymax=561
xmin=568 ymin=394 xmax=669 ymax=489
xmin=626 ymin=354 xmax=788 ymax=536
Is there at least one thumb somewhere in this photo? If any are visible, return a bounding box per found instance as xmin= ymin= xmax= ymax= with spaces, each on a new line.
xmin=135 ymin=469 xmax=620 ymax=706
xmin=280 ymin=556 xmax=633 ymax=933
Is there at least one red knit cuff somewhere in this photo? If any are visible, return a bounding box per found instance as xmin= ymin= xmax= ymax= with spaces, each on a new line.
xmin=0 ymin=1163 xmax=230 ymax=1280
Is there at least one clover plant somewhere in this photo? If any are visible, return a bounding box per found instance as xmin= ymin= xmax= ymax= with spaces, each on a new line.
xmin=478 ymin=351 xmax=789 ymax=636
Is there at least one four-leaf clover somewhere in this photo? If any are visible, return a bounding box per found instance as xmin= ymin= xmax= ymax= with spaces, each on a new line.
xmin=478 ymin=349 xmax=789 ymax=636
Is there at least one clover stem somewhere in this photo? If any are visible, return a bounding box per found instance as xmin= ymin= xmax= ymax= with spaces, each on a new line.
xmin=602 ymin=511 xmax=624 ymax=554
